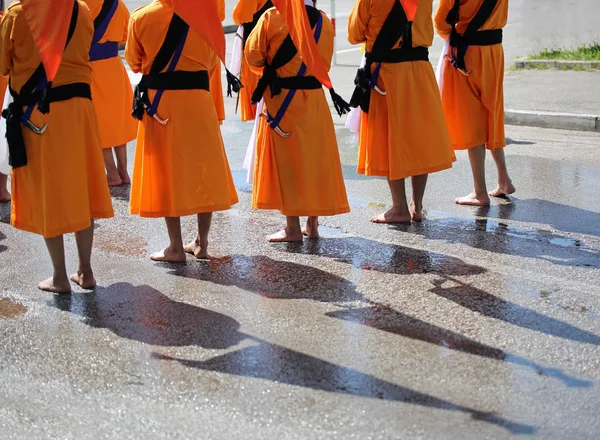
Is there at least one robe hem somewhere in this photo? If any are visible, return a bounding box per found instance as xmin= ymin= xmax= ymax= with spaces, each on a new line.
xmin=357 ymin=161 xmax=455 ymax=180
xmin=453 ymin=140 xmax=507 ymax=151
xmin=131 ymin=201 xmax=237 ymax=218
xmin=12 ymin=219 xmax=92 ymax=239
xmin=252 ymin=203 xmax=351 ymax=217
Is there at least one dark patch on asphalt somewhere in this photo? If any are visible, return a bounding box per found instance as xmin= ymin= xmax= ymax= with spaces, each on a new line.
xmin=0 ymin=298 xmax=27 ymax=320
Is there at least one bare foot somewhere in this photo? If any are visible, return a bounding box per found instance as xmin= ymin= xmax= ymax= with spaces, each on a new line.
xmin=371 ymin=208 xmax=411 ymax=224
xmin=267 ymin=229 xmax=303 ymax=243
xmin=302 ymin=218 xmax=319 ymax=239
xmin=455 ymin=192 xmax=490 ymax=206
xmin=489 ymin=180 xmax=516 ymax=198
xmin=118 ymin=168 xmax=131 ymax=185
xmin=184 ymin=239 xmax=209 ymax=259
xmin=70 ymin=271 xmax=96 ymax=290
xmin=150 ymin=247 xmax=187 ymax=263
xmin=409 ymin=201 xmax=425 ymax=222
xmin=0 ymin=188 xmax=10 ymax=203
xmin=38 ymin=276 xmax=71 ymax=294
xmin=107 ymin=174 xmax=122 ymax=187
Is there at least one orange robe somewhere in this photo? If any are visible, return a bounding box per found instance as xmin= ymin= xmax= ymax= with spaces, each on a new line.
xmin=246 ymin=9 xmax=349 ymax=217
xmin=125 ymin=0 xmax=238 ymax=218
xmin=0 ymin=1 xmax=113 ymax=238
xmin=84 ymin=0 xmax=137 ymax=149
xmin=435 ymin=0 xmax=507 ymax=150
xmin=348 ymin=0 xmax=454 ymax=180
xmin=233 ymin=0 xmax=270 ymax=122
xmin=210 ymin=0 xmax=226 ymax=124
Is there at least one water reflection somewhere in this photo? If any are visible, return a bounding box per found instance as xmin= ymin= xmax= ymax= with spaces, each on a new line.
xmin=50 ymin=282 xmax=534 ymax=434
xmin=327 ymin=306 xmax=591 ymax=388
xmin=429 ymin=276 xmax=600 ymax=345
xmin=400 ymin=211 xmax=599 ymax=269
xmin=277 ymin=237 xmax=487 ymax=277
xmin=168 ymin=255 xmax=363 ymax=303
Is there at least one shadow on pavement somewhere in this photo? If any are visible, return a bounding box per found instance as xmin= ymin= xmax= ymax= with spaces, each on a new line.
xmin=506 ymin=138 xmax=535 ymax=146
xmin=167 ymin=255 xmax=364 ymax=303
xmin=50 ymin=282 xmax=535 ymax=434
xmin=399 ymin=205 xmax=600 ymax=269
xmin=109 ymin=184 xmax=132 ymax=202
xmin=326 ymin=306 xmax=592 ymax=388
xmin=429 ymin=276 xmax=600 ymax=346
xmin=0 ymin=202 xmax=9 ymax=225
xmin=501 ymin=198 xmax=600 ymax=238
xmin=276 ymin=236 xmax=487 ymax=277
xmin=156 ymin=345 xmax=535 ymax=435
xmin=0 ymin=230 xmax=6 ymax=254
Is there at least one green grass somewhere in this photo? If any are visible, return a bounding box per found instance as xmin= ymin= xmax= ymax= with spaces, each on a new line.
xmin=529 ymin=43 xmax=600 ymax=61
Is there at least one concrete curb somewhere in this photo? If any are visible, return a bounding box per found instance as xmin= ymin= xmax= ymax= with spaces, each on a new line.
xmin=224 ymin=24 xmax=238 ymax=34
xmin=514 ymin=59 xmax=600 ymax=70
xmin=505 ymin=109 xmax=600 ymax=132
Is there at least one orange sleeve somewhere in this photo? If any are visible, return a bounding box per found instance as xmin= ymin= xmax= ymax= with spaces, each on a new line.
xmin=434 ymin=0 xmax=453 ymax=39
xmin=119 ymin=4 xmax=130 ymax=44
xmin=320 ymin=13 xmax=334 ymax=73
xmin=124 ymin=13 xmax=143 ymax=73
xmin=348 ymin=0 xmax=370 ymax=45
xmin=0 ymin=8 xmax=15 ymax=77
xmin=233 ymin=0 xmax=260 ymax=26
xmin=244 ymin=12 xmax=269 ymax=73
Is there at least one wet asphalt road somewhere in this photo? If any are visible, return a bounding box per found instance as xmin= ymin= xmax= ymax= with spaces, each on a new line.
xmin=1 ymin=1 xmax=600 ymax=438
xmin=1 ymin=103 xmax=600 ymax=437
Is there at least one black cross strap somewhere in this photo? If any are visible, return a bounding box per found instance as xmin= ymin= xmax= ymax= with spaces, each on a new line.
xmin=251 ymin=6 xmax=321 ymax=104
xmin=446 ymin=0 xmax=502 ymax=71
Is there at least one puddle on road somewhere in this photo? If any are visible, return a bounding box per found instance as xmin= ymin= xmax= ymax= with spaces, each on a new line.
xmin=0 ymin=298 xmax=27 ymax=319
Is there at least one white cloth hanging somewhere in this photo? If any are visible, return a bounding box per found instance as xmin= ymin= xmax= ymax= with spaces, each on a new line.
xmin=243 ymin=98 xmax=264 ymax=184
xmin=229 ymin=26 xmax=244 ymax=78
xmin=435 ymin=38 xmax=450 ymax=97
xmin=0 ymin=84 xmax=10 ymax=175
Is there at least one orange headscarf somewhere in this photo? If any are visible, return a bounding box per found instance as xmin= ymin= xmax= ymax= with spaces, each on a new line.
xmin=20 ymin=0 xmax=75 ymax=81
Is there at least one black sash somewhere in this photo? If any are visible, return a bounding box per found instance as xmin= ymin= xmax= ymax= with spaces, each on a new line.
xmin=3 ymin=1 xmax=79 ymax=168
xmin=242 ymin=0 xmax=273 ymax=48
xmin=132 ymin=14 xmax=197 ymax=121
xmin=350 ymin=0 xmax=426 ymax=113
xmin=278 ymin=76 xmax=321 ymax=90
xmin=446 ymin=0 xmax=501 ymax=71
xmin=144 ymin=70 xmax=209 ymax=91
xmin=251 ymin=6 xmax=321 ymax=104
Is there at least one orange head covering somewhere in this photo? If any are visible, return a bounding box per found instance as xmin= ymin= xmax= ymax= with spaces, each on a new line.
xmin=165 ymin=0 xmax=241 ymax=95
xmin=271 ymin=0 xmax=350 ymax=115
xmin=20 ymin=0 xmax=76 ymax=81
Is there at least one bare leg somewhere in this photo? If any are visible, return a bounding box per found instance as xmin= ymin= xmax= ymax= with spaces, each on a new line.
xmin=184 ymin=212 xmax=212 ymax=259
xmin=39 ymin=235 xmax=71 ymax=294
xmin=456 ymin=145 xmax=490 ymax=206
xmin=302 ymin=216 xmax=319 ymax=239
xmin=371 ymin=178 xmax=411 ymax=223
xmin=103 ymin=148 xmax=122 ymax=186
xmin=150 ymin=217 xmax=187 ymax=262
xmin=267 ymin=216 xmax=303 ymax=242
xmin=70 ymin=224 xmax=96 ymax=289
xmin=410 ymin=174 xmax=428 ymax=221
xmin=489 ymin=148 xmax=515 ymax=197
xmin=0 ymin=173 xmax=10 ymax=203
xmin=114 ymin=145 xmax=130 ymax=184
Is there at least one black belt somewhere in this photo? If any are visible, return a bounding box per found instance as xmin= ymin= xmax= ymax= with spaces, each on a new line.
xmin=450 ymin=29 xmax=503 ymax=47
xmin=142 ymin=70 xmax=210 ymax=91
xmin=370 ymin=46 xmax=430 ymax=64
xmin=10 ymin=82 xmax=91 ymax=107
xmin=3 ymin=82 xmax=92 ymax=169
xmin=278 ymin=76 xmax=322 ymax=90
xmin=132 ymin=70 xmax=209 ymax=121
